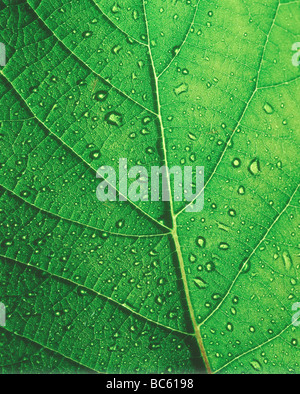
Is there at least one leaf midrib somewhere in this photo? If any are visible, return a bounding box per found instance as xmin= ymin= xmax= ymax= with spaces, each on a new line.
xmin=141 ymin=0 xmax=212 ymax=373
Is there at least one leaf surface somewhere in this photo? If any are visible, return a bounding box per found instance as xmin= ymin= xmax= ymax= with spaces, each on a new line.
xmin=0 ymin=0 xmax=299 ymax=374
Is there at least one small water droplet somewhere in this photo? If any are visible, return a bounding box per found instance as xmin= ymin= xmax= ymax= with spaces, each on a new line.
xmin=90 ymin=150 xmax=101 ymax=160
xmin=82 ymin=31 xmax=93 ymax=38
xmin=189 ymin=254 xmax=197 ymax=263
xmin=172 ymin=46 xmax=180 ymax=57
xmin=116 ymin=219 xmax=125 ymax=229
xmin=228 ymin=209 xmax=236 ymax=217
xmin=94 ymin=91 xmax=108 ymax=101
xmin=291 ymin=338 xmax=298 ymax=347
xmin=232 ymin=158 xmax=241 ymax=168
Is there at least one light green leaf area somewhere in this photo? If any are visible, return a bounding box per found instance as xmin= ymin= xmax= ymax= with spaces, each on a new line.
xmin=0 ymin=0 xmax=299 ymax=374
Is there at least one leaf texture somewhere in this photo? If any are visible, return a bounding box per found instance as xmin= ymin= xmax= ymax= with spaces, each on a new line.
xmin=0 ymin=0 xmax=299 ymax=374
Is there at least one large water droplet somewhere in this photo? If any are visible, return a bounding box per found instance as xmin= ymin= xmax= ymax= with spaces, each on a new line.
xmin=219 ymin=242 xmax=229 ymax=250
xmin=112 ymin=44 xmax=122 ymax=55
xmin=238 ymin=186 xmax=245 ymax=195
xmin=263 ymin=103 xmax=274 ymax=114
xmin=196 ymin=236 xmax=206 ymax=248
xmin=173 ymin=83 xmax=188 ymax=96
xmin=282 ymin=251 xmax=293 ymax=270
xmin=193 ymin=277 xmax=208 ymax=289
xmin=248 ymin=158 xmax=261 ymax=176
xmin=105 ymin=111 xmax=123 ymax=127
xmin=250 ymin=360 xmax=262 ymax=372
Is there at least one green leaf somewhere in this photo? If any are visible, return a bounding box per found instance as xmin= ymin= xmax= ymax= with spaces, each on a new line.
xmin=0 ymin=0 xmax=299 ymax=374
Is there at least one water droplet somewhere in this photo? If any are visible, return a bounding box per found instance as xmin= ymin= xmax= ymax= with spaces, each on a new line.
xmin=132 ymin=10 xmax=139 ymax=20
xmin=217 ymin=222 xmax=230 ymax=232
xmin=248 ymin=158 xmax=261 ymax=176
xmin=230 ymin=307 xmax=237 ymax=315
xmin=78 ymin=288 xmax=87 ymax=296
xmin=232 ymin=158 xmax=241 ymax=168
xmin=250 ymin=360 xmax=262 ymax=372
xmin=205 ymin=262 xmax=215 ymax=272
xmin=100 ymin=232 xmax=109 ymax=239
xmin=282 ymin=251 xmax=293 ymax=270
xmin=112 ymin=44 xmax=122 ymax=54
xmin=116 ymin=219 xmax=125 ymax=229
xmin=146 ymin=147 xmax=154 ymax=154
xmin=105 ymin=111 xmax=123 ymax=127
xmin=155 ymin=295 xmax=165 ymax=305
xmin=172 ymin=46 xmax=180 ymax=57
xmin=1 ymin=239 xmax=14 ymax=247
xmin=263 ymin=103 xmax=274 ymax=114
xmin=188 ymin=132 xmax=197 ymax=141
xmin=238 ymin=186 xmax=245 ymax=195
xmin=291 ymin=338 xmax=298 ymax=347
xmin=193 ymin=277 xmax=208 ymax=289
xmin=219 ymin=242 xmax=229 ymax=250
xmin=196 ymin=236 xmax=206 ymax=248
xmin=228 ymin=209 xmax=236 ymax=217
xmin=142 ymin=116 xmax=151 ymax=125
xmin=20 ymin=190 xmax=31 ymax=198
xmin=82 ymin=31 xmax=93 ymax=38
xmin=189 ymin=254 xmax=197 ymax=263
xmin=111 ymin=4 xmax=121 ymax=13
xmin=240 ymin=260 xmax=251 ymax=273
xmin=167 ymin=311 xmax=178 ymax=320
xmin=173 ymin=82 xmax=189 ymax=96
xmin=94 ymin=91 xmax=108 ymax=101
xmin=140 ymin=128 xmax=150 ymax=135
xmin=90 ymin=150 xmax=101 ymax=160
